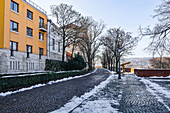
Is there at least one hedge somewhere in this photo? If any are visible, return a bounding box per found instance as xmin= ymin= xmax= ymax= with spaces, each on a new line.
xmin=0 ymin=70 xmax=84 ymax=92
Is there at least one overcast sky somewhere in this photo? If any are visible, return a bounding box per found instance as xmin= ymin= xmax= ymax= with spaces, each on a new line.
xmin=33 ymin=0 xmax=162 ymax=58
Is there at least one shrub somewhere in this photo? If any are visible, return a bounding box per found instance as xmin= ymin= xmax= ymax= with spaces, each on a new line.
xmin=45 ymin=59 xmax=66 ymax=71
xmin=45 ymin=54 xmax=86 ymax=71
xmin=67 ymin=54 xmax=86 ymax=70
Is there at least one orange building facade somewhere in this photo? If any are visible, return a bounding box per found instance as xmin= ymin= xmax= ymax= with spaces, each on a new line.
xmin=0 ymin=0 xmax=47 ymax=73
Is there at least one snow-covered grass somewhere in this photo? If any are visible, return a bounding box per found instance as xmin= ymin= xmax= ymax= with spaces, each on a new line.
xmin=140 ymin=78 xmax=170 ymax=111
xmin=0 ymin=69 xmax=97 ymax=97
xmin=50 ymin=70 xmax=118 ymax=113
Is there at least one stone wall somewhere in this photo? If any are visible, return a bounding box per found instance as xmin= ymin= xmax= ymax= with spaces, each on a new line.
xmin=0 ymin=49 xmax=47 ymax=73
xmin=134 ymin=69 xmax=170 ymax=77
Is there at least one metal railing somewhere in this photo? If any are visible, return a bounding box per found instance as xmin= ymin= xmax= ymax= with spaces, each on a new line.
xmin=39 ymin=23 xmax=47 ymax=30
xmin=23 ymin=0 xmax=47 ymax=15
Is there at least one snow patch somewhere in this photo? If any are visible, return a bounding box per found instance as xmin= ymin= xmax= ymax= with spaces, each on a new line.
xmin=149 ymin=75 xmax=170 ymax=78
xmin=0 ymin=84 xmax=46 ymax=96
xmin=72 ymin=99 xmax=119 ymax=113
xmin=50 ymin=71 xmax=116 ymax=113
xmin=0 ymin=69 xmax=97 ymax=97
xmin=149 ymin=79 xmax=170 ymax=82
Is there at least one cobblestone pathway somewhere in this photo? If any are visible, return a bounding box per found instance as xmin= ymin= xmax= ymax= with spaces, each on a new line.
xmin=0 ymin=68 xmax=110 ymax=113
xmin=72 ymin=74 xmax=170 ymax=113
xmin=119 ymin=75 xmax=169 ymax=113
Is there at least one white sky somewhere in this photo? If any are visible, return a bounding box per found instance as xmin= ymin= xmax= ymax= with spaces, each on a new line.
xmin=33 ymin=0 xmax=162 ymax=58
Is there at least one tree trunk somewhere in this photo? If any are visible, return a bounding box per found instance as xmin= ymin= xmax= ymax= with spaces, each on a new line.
xmin=62 ymin=38 xmax=65 ymax=62
xmin=159 ymin=57 xmax=163 ymax=69
xmin=115 ymin=57 xmax=119 ymax=73
xmin=71 ymin=43 xmax=75 ymax=58
xmin=111 ymin=58 xmax=113 ymax=71
xmin=88 ymin=60 xmax=92 ymax=71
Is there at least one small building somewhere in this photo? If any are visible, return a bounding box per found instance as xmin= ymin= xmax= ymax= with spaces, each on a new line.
xmin=47 ymin=20 xmax=63 ymax=61
xmin=0 ymin=0 xmax=47 ymax=73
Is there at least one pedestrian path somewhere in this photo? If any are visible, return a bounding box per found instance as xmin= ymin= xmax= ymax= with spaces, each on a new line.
xmin=71 ymin=74 xmax=170 ymax=113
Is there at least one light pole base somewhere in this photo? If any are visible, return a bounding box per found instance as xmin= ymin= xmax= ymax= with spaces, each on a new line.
xmin=118 ymin=72 xmax=121 ymax=79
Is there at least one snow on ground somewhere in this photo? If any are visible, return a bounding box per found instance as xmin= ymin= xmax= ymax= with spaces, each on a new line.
xmin=0 ymin=69 xmax=97 ymax=97
xmin=140 ymin=78 xmax=170 ymax=98
xmin=50 ymin=71 xmax=119 ymax=113
xmin=149 ymin=75 xmax=170 ymax=78
xmin=140 ymin=78 xmax=170 ymax=111
xmin=149 ymin=79 xmax=170 ymax=82
xmin=72 ymin=99 xmax=119 ymax=113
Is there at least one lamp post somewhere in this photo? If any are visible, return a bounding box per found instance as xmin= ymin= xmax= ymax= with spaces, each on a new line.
xmin=118 ymin=48 xmax=121 ymax=79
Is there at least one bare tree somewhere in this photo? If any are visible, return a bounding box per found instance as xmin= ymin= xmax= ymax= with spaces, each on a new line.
xmin=101 ymin=47 xmax=114 ymax=70
xmin=101 ymin=28 xmax=139 ymax=72
xmin=78 ymin=17 xmax=105 ymax=71
xmin=70 ymin=17 xmax=91 ymax=58
xmin=51 ymin=4 xmax=81 ymax=61
xmin=140 ymin=0 xmax=170 ymax=68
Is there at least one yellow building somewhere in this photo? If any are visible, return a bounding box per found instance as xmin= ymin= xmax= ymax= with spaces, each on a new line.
xmin=0 ymin=0 xmax=47 ymax=73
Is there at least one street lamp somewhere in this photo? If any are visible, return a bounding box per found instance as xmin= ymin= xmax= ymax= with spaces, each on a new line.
xmin=118 ymin=48 xmax=121 ymax=79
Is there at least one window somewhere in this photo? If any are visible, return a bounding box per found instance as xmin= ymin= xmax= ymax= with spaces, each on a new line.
xmin=58 ymin=42 xmax=60 ymax=52
xmin=16 ymin=62 xmax=18 ymax=70
xmin=27 ymin=10 xmax=33 ymax=20
xmin=52 ymin=39 xmax=55 ymax=50
xmin=39 ymin=17 xmax=44 ymax=28
xmin=26 ymin=45 xmax=32 ymax=58
xmin=10 ymin=20 xmax=18 ymax=32
xmin=10 ymin=61 xmax=12 ymax=70
xmin=13 ymin=61 xmax=15 ymax=70
xmin=39 ymin=48 xmax=43 ymax=59
xmin=27 ymin=27 xmax=33 ymax=37
xmin=10 ymin=41 xmax=18 ymax=56
xmin=11 ymin=0 xmax=19 ymax=13
xmin=18 ymin=61 xmax=20 ymax=70
xmin=39 ymin=32 xmax=44 ymax=41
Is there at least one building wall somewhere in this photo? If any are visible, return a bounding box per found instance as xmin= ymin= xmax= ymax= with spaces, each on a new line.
xmin=134 ymin=69 xmax=170 ymax=77
xmin=3 ymin=0 xmax=47 ymax=55
xmin=47 ymin=20 xmax=63 ymax=61
xmin=0 ymin=49 xmax=46 ymax=73
xmin=0 ymin=0 xmax=5 ymax=48
xmin=0 ymin=0 xmax=47 ymax=73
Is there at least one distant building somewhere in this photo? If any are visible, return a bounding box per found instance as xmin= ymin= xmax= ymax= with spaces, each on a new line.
xmin=123 ymin=57 xmax=151 ymax=69
xmin=64 ymin=24 xmax=86 ymax=62
xmin=0 ymin=0 xmax=47 ymax=73
xmin=149 ymin=57 xmax=170 ymax=69
xmin=47 ymin=20 xmax=63 ymax=61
